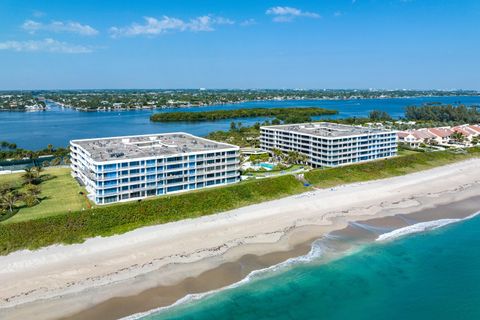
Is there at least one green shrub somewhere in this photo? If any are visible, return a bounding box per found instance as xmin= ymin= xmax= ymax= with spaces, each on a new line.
xmin=0 ymin=175 xmax=305 ymax=255
xmin=304 ymin=148 xmax=480 ymax=187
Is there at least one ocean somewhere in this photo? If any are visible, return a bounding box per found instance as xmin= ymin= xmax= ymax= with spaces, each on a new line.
xmin=140 ymin=214 xmax=480 ymax=320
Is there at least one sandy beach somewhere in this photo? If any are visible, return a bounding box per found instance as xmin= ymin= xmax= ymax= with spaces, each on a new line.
xmin=1 ymin=159 xmax=480 ymax=320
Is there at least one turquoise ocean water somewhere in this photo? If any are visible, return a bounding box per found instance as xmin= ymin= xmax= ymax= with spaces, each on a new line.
xmin=141 ymin=215 xmax=480 ymax=320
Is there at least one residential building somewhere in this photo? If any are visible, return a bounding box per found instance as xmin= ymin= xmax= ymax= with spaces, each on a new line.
xmin=428 ymin=127 xmax=454 ymax=143
xmin=397 ymin=129 xmax=437 ymax=147
xmin=70 ymin=133 xmax=240 ymax=204
xmin=260 ymin=122 xmax=397 ymax=167
xmin=397 ymin=124 xmax=480 ymax=148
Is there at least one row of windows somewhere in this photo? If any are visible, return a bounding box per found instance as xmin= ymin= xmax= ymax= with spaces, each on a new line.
xmin=95 ymin=153 xmax=239 ymax=171
xmin=96 ymin=170 xmax=239 ymax=190
xmin=95 ymin=177 xmax=239 ymax=203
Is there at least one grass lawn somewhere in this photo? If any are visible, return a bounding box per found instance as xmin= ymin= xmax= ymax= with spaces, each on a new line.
xmin=244 ymin=164 xmax=306 ymax=178
xmin=397 ymin=148 xmax=421 ymax=156
xmin=0 ymin=167 xmax=88 ymax=223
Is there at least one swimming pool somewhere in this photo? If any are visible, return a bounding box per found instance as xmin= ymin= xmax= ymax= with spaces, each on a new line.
xmin=259 ymin=163 xmax=275 ymax=170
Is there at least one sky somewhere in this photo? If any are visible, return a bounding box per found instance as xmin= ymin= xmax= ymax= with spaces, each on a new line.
xmin=0 ymin=0 xmax=479 ymax=90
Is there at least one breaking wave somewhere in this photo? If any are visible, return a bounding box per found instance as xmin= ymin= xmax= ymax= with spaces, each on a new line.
xmin=376 ymin=211 xmax=480 ymax=242
xmin=120 ymin=239 xmax=326 ymax=320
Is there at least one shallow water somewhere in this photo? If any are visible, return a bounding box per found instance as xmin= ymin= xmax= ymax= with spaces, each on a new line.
xmin=3 ymin=95 xmax=480 ymax=149
xmin=143 ymin=214 xmax=480 ymax=320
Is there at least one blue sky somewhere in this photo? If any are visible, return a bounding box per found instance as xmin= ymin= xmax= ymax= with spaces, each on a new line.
xmin=0 ymin=0 xmax=479 ymax=90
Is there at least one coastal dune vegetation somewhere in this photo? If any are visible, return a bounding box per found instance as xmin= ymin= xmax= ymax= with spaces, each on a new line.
xmin=150 ymin=107 xmax=338 ymax=122
xmin=0 ymin=175 xmax=305 ymax=254
xmin=1 ymin=147 xmax=480 ymax=255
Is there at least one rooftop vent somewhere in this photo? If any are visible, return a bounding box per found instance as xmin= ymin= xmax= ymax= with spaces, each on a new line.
xmin=110 ymin=152 xmax=125 ymax=158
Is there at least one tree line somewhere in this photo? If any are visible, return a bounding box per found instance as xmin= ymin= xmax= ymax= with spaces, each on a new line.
xmin=0 ymin=143 xmax=69 ymax=161
xmin=150 ymin=107 xmax=338 ymax=122
xmin=405 ymin=104 xmax=480 ymax=123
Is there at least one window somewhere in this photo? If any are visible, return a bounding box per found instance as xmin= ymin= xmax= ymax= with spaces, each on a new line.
xmin=103 ymin=196 xmax=117 ymax=203
xmin=167 ymin=156 xmax=183 ymax=162
xmin=104 ymin=172 xmax=117 ymax=178
xmin=167 ymin=178 xmax=183 ymax=185
xmin=167 ymin=185 xmax=184 ymax=192
xmin=104 ymin=164 xmax=116 ymax=170
xmin=146 ymin=167 xmax=156 ymax=173
xmin=104 ymin=188 xmax=117 ymax=194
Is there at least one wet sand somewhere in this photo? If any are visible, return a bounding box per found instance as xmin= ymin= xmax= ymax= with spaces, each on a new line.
xmin=1 ymin=159 xmax=480 ymax=320
xmin=64 ymin=195 xmax=480 ymax=320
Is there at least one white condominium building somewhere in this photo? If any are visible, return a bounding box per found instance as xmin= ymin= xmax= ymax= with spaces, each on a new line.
xmin=260 ymin=122 xmax=397 ymax=167
xmin=70 ymin=133 xmax=240 ymax=204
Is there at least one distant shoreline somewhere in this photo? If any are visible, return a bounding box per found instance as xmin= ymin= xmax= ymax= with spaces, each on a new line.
xmin=1 ymin=94 xmax=479 ymax=112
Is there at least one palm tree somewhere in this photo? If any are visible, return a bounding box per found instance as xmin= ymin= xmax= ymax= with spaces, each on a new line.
xmin=271 ymin=148 xmax=284 ymax=162
xmin=22 ymin=168 xmax=37 ymax=185
xmin=287 ymin=151 xmax=299 ymax=165
xmin=0 ymin=191 xmax=20 ymax=213
xmin=451 ymin=132 xmax=465 ymax=143
xmin=34 ymin=165 xmax=44 ymax=175
xmin=297 ymin=153 xmax=309 ymax=165
xmin=23 ymin=184 xmax=42 ymax=207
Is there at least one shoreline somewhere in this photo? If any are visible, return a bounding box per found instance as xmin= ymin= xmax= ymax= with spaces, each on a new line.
xmin=1 ymin=159 xmax=480 ymax=319
xmin=71 ymin=196 xmax=480 ymax=320
xmin=3 ymin=94 xmax=477 ymax=113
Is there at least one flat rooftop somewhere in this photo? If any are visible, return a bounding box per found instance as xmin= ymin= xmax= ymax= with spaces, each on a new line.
xmin=261 ymin=122 xmax=393 ymax=138
xmin=71 ymin=133 xmax=237 ymax=162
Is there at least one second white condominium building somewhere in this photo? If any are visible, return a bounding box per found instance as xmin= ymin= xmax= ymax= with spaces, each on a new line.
xmin=260 ymin=122 xmax=397 ymax=167
xmin=70 ymin=133 xmax=240 ymax=204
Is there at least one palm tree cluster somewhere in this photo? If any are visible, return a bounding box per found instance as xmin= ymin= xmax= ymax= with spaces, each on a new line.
xmin=0 ymin=166 xmax=44 ymax=215
xmin=270 ymin=149 xmax=309 ymax=165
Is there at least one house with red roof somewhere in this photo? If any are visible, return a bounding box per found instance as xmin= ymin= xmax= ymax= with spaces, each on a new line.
xmin=428 ymin=127 xmax=455 ymax=144
xmin=397 ymin=129 xmax=436 ymax=147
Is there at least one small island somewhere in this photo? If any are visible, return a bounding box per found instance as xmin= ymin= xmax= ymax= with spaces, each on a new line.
xmin=150 ymin=107 xmax=338 ymax=122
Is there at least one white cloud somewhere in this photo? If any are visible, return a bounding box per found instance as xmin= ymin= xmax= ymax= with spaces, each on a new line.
xmin=110 ymin=15 xmax=234 ymax=37
xmin=22 ymin=20 xmax=99 ymax=36
xmin=266 ymin=6 xmax=320 ymax=22
xmin=0 ymin=38 xmax=93 ymax=53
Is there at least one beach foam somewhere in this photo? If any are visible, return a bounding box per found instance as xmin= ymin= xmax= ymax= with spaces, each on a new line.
xmin=120 ymin=239 xmax=326 ymax=320
xmin=376 ymin=211 xmax=480 ymax=242
xmin=126 ymin=212 xmax=480 ymax=320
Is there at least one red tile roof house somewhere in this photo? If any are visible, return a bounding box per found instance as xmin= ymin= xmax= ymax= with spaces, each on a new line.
xmin=467 ymin=125 xmax=480 ymax=135
xmin=397 ymin=129 xmax=436 ymax=147
xmin=397 ymin=131 xmax=419 ymax=147
xmin=452 ymin=125 xmax=480 ymax=144
xmin=428 ymin=127 xmax=454 ymax=144
xmin=453 ymin=126 xmax=474 ymax=141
